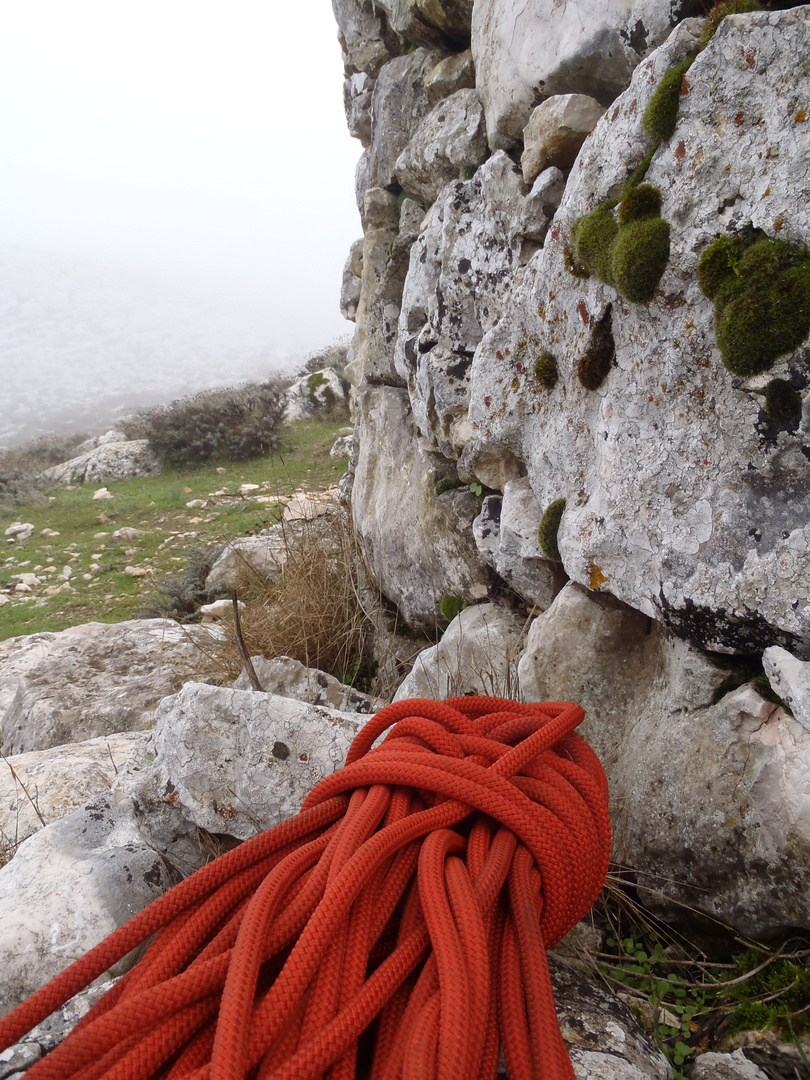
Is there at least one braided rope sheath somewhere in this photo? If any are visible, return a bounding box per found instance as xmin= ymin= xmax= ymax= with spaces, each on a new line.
xmin=0 ymin=696 xmax=610 ymax=1080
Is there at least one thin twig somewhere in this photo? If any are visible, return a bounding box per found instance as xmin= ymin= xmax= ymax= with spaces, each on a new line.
xmin=232 ymin=591 xmax=264 ymax=691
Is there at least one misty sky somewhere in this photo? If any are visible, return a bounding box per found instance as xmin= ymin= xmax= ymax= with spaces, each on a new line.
xmin=0 ymin=1 xmax=361 ymax=355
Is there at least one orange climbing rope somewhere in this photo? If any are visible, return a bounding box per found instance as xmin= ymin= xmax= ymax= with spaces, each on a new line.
xmin=0 ymin=696 xmax=610 ymax=1080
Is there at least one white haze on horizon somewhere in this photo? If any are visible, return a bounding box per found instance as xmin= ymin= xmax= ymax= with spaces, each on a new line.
xmin=0 ymin=1 xmax=361 ymax=445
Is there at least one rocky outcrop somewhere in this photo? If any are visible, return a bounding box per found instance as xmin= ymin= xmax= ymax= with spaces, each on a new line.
xmin=232 ymin=655 xmax=383 ymax=713
xmin=351 ymin=383 xmax=491 ymax=629
xmin=0 ymin=793 xmax=172 ymax=1016
xmin=471 ymin=0 xmax=702 ymax=148
xmin=282 ymin=368 xmax=346 ymax=423
xmin=0 ymin=620 xmax=217 ymax=753
xmin=41 ymin=440 xmax=160 ymax=485
xmin=394 ymin=602 xmax=524 ymax=700
xmin=0 ymin=731 xmax=149 ymax=849
xmin=520 ymin=93 xmax=606 ymax=183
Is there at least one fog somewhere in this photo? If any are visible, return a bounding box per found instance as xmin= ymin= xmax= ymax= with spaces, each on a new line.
xmin=0 ymin=1 xmax=361 ymax=445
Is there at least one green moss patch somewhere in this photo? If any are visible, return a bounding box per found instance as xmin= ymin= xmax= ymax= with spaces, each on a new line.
xmin=538 ymin=499 xmax=566 ymax=562
xmin=699 ymin=233 xmax=810 ymax=377
xmin=701 ymin=0 xmax=763 ymax=48
xmin=440 ymin=595 xmax=465 ymax=622
xmin=642 ymin=56 xmax=695 ymax=144
xmin=533 ymin=350 xmax=559 ymax=390
xmin=577 ymin=309 xmax=616 ymax=391
xmin=612 ymin=217 xmax=671 ymax=304
xmin=764 ymin=378 xmax=803 ymax=423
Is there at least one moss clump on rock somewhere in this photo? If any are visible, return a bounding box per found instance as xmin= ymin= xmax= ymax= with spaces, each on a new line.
xmin=701 ymin=0 xmax=763 ymax=48
xmin=764 ymin=378 xmax=803 ymax=423
xmin=618 ymin=184 xmax=662 ymax=226
xmin=642 ymin=56 xmax=695 ymax=144
xmin=699 ymin=233 xmax=810 ymax=377
xmin=538 ymin=499 xmax=566 ymax=562
xmin=611 ymin=217 xmax=671 ymax=304
xmin=533 ymin=349 xmax=559 ymax=389
xmin=577 ymin=309 xmax=615 ymax=390
xmin=440 ymin=595 xmax=465 ymax=622
xmin=570 ymin=204 xmax=618 ymax=286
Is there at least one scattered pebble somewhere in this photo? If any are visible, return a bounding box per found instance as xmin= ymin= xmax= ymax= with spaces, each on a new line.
xmin=92 ymin=488 xmax=114 ymax=500
xmin=14 ymin=583 xmax=32 ymax=593
xmin=40 ymin=528 xmax=60 ymax=537
xmin=186 ymin=499 xmax=207 ymax=508
xmin=5 ymin=522 xmax=34 ymax=540
xmin=113 ymin=527 xmax=145 ymax=540
xmin=216 ymin=467 xmax=227 ymax=473
xmin=123 ymin=566 xmax=147 ymax=577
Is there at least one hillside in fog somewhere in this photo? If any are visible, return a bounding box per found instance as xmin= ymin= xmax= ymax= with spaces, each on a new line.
xmin=0 ymin=244 xmax=312 ymax=446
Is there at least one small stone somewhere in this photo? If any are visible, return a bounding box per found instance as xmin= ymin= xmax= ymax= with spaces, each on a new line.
xmin=91 ymin=553 xmax=103 ymax=560
xmin=92 ymin=488 xmax=114 ymax=500
xmin=14 ymin=583 xmax=32 ymax=593
xmin=183 ymin=486 xmax=192 ymax=493
xmin=216 ymin=467 xmax=227 ymax=474
xmin=42 ymin=566 xmax=57 ymax=574
xmin=39 ymin=528 xmax=60 ymax=537
xmin=239 ymin=484 xmax=261 ymax=494
xmin=186 ymin=499 xmax=207 ymax=508
xmin=4 ymin=523 xmax=34 ymax=541
xmin=82 ymin=573 xmax=93 ymax=581
xmin=60 ymin=567 xmax=72 ymax=581
xmin=112 ymin=528 xmax=145 ymax=540
xmin=0 ymin=594 xmax=11 ymax=606
xmin=123 ymin=566 xmax=148 ymax=577
xmin=89 ymin=564 xmax=100 ymax=572
xmin=18 ymin=573 xmax=40 ymax=587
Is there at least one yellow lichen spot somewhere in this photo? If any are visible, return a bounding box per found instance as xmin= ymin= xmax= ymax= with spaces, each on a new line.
xmin=796 ymin=109 xmax=807 ymax=123
xmin=589 ymin=563 xmax=608 ymax=591
xmin=762 ymin=185 xmax=771 ymax=197
xmin=774 ymin=217 xmax=783 ymax=231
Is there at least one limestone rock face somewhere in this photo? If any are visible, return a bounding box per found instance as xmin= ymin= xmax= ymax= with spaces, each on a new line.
xmin=466 ymin=11 xmax=810 ymax=659
xmin=425 ymin=49 xmax=476 ymax=105
xmin=688 ymin=1050 xmax=769 ymax=1080
xmin=340 ymin=238 xmax=364 ymax=321
xmin=520 ymin=94 xmax=606 ymax=183
xmin=0 ymin=793 xmax=172 ymax=1016
xmin=331 ymin=0 xmax=403 ymax=76
xmin=0 ymin=621 xmax=216 ymax=754
xmin=472 ymin=477 xmax=557 ymax=608
xmin=352 ymin=384 xmax=491 ymax=630
xmin=232 ymin=655 xmax=383 ymax=714
xmin=129 ymin=683 xmax=369 ymax=843
xmin=395 ymin=89 xmax=489 ymax=206
xmin=0 ymin=731 xmax=149 ymax=850
xmin=471 ymin=0 xmax=701 ymax=148
xmin=375 ymin=0 xmax=473 ymax=45
xmin=762 ymin=646 xmax=810 ymax=731
xmin=394 ymin=153 xmax=533 ymax=454
xmin=41 ymin=440 xmax=160 ymax=485
xmin=205 ymin=527 xmax=287 ymax=592
xmin=366 ymin=48 xmax=446 ymax=192
xmin=393 ymin=602 xmax=525 ymax=700
xmin=343 ymin=72 xmax=374 ymax=146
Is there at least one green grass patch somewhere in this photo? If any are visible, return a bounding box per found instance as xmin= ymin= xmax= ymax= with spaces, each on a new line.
xmin=0 ymin=419 xmax=350 ymax=641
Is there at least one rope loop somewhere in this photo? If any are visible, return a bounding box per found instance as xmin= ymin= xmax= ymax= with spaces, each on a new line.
xmin=0 ymin=697 xmax=610 ymax=1080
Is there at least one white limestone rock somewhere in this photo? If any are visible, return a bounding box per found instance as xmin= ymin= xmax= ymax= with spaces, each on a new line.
xmin=472 ymin=477 xmax=557 ymax=607
xmin=366 ymin=48 xmax=446 ymax=192
xmin=0 ymin=620 xmax=217 ymax=753
xmin=465 ymin=11 xmax=810 ymax=659
xmin=42 ymin=440 xmax=160 ymax=485
xmin=351 ymin=383 xmax=491 ymax=631
xmin=375 ymin=0 xmax=473 ymax=46
xmin=425 ymin=49 xmax=475 ymax=106
xmin=0 ymin=792 xmax=172 ymax=1017
xmin=395 ymin=152 xmax=533 ymax=455
xmin=520 ymin=93 xmax=606 ymax=183
xmin=687 ymin=1050 xmax=769 ymax=1080
xmin=331 ymin=0 xmax=403 ymax=76
xmin=762 ymin=646 xmax=810 ymax=731
xmin=72 ymin=429 xmax=127 ymax=455
xmin=471 ymin=0 xmax=701 ymax=148
xmin=0 ymin=731 xmax=149 ymax=850
xmin=394 ymin=602 xmax=524 ymax=701
xmin=282 ymin=369 xmax=346 ymax=424
xmin=205 ymin=526 xmax=287 ymax=592
xmin=343 ymin=71 xmax=374 ymax=146
xmin=395 ymin=89 xmax=489 ymax=206
xmin=521 ymin=167 xmax=567 ymax=242
xmin=127 ymin=683 xmax=370 ymax=843
xmin=340 ymin=238 xmax=364 ymax=322
xmin=232 ymin=655 xmax=383 ymax=714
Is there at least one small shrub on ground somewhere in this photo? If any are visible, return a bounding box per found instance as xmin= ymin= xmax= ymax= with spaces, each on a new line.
xmin=140 ymin=546 xmax=217 ymax=622
xmin=134 ymin=380 xmax=287 ymax=469
xmin=0 ymin=431 xmax=89 ymax=509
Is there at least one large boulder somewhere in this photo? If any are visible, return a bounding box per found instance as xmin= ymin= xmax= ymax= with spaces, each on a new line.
xmin=374 ymin=0 xmax=473 ymax=46
xmin=123 ymin=683 xmax=371 ymax=845
xmin=0 ymin=731 xmax=149 ymax=850
xmin=351 ymin=383 xmax=491 ymax=630
xmin=519 ymin=582 xmax=810 ymax=936
xmin=465 ymin=11 xmax=810 ymax=659
xmin=0 ymin=620 xmax=217 ymax=754
xmin=331 ymin=0 xmax=403 ymax=76
xmin=471 ymin=0 xmax=702 ymax=148
xmin=520 ymin=93 xmax=606 ymax=183
xmin=41 ymin=440 xmax=160 ymax=485
xmin=205 ymin=528 xmax=287 ymax=592
xmin=232 ymin=655 xmax=383 ymax=714
xmin=394 ymin=602 xmax=525 ymax=700
xmin=0 ymin=793 xmax=173 ymax=1016
xmin=282 ymin=369 xmax=346 ymax=424
xmin=394 ymin=89 xmax=489 ymax=206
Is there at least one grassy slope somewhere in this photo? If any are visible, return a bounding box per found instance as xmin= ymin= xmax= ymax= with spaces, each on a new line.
xmin=0 ymin=419 xmax=349 ymax=641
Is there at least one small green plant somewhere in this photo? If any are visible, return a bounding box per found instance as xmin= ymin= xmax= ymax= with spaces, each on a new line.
xmin=577 ymin=310 xmax=615 ymax=390
xmin=764 ymin=378 xmax=803 ymax=423
xmin=440 ymin=595 xmax=465 ymax=622
xmin=533 ymin=350 xmax=559 ymax=389
xmin=701 ymin=0 xmax=763 ymax=48
xmin=698 ymin=233 xmax=810 ymax=377
xmin=642 ymin=56 xmax=695 ymax=144
xmin=538 ymin=499 xmax=565 ymax=562
xmin=469 ymin=482 xmax=483 ymax=498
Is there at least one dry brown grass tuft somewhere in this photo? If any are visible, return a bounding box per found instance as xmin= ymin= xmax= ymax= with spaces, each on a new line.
xmin=222 ymin=503 xmax=371 ymax=689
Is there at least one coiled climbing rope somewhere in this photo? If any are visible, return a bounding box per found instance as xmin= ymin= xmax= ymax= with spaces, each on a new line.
xmin=0 ymin=696 xmax=610 ymax=1080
